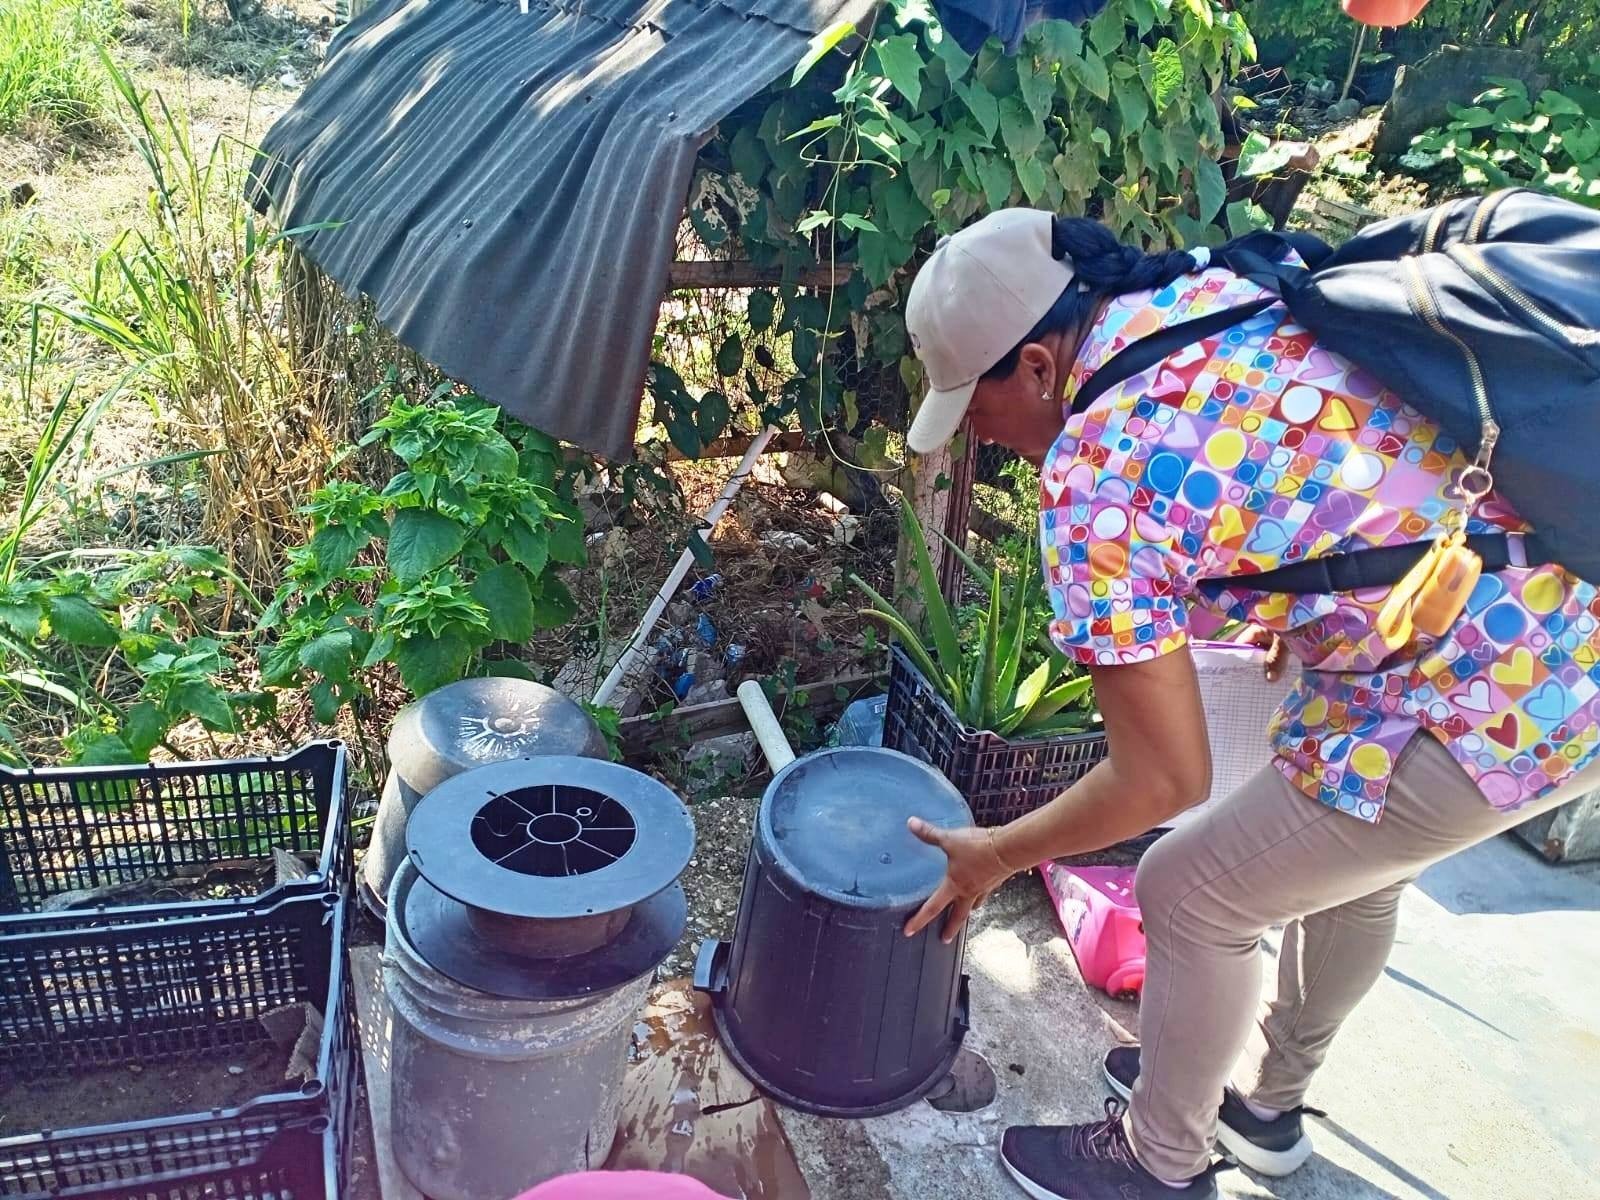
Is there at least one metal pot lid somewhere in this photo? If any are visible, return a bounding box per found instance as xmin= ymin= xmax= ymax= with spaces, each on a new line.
xmin=407 ymin=757 xmax=694 ymax=921
xmin=388 ymin=678 xmax=608 ymax=797
xmin=760 ymin=747 xmax=972 ymax=908
xmin=394 ymin=867 xmax=686 ymax=1000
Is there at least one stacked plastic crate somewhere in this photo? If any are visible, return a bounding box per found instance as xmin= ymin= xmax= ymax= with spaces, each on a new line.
xmin=0 ymin=743 xmax=358 ymax=1200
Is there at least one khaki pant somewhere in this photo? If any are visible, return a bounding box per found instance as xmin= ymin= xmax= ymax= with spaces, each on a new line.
xmin=1126 ymin=732 xmax=1600 ymax=1181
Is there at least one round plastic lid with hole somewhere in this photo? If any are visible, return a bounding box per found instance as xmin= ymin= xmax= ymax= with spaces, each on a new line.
xmin=407 ymin=757 xmax=694 ymax=921
xmin=388 ymin=678 xmax=609 ymax=798
xmin=760 ymin=747 xmax=972 ymax=908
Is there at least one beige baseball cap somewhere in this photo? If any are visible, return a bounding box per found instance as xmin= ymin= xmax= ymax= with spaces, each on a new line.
xmin=904 ymin=208 xmax=1076 ymax=455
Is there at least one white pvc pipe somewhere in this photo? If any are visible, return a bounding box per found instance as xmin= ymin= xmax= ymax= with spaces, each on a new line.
xmin=591 ymin=427 xmax=779 ymax=709
xmin=737 ymin=679 xmax=796 ymax=773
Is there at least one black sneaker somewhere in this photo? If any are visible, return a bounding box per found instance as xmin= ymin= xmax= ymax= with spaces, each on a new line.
xmin=1102 ymin=1046 xmax=1323 ymax=1177
xmin=1001 ymin=1098 xmax=1228 ymax=1199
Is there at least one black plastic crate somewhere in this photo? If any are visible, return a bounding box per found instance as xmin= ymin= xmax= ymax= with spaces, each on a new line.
xmin=0 ymin=897 xmax=359 ymax=1200
xmin=883 ymin=644 xmax=1108 ymax=827
xmin=0 ymin=743 xmax=348 ymax=921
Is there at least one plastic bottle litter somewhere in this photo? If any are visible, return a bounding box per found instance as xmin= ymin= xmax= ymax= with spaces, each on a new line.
xmin=689 ymin=574 xmax=723 ymax=603
xmin=674 ymin=672 xmax=696 ymax=700
xmin=724 ymin=644 xmax=748 ymax=669
xmin=832 ymin=695 xmax=888 ymax=748
xmin=695 ymin=614 xmax=718 ymax=646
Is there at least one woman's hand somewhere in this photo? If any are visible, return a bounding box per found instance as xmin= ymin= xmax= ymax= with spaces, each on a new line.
xmin=1239 ymin=624 xmax=1288 ymax=683
xmin=903 ymin=818 xmax=1019 ymax=945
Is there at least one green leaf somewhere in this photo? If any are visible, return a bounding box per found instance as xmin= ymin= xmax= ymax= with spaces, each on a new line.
xmin=1236 ymin=130 xmax=1294 ymax=177
xmin=388 ymin=509 xmax=467 ymax=584
xmin=309 ymin=679 xmax=343 ymax=725
xmin=792 ymin=19 xmax=855 ymax=85
xmin=0 ymin=601 xmax=43 ymax=639
xmin=795 ymin=210 xmax=834 ymax=234
xmin=967 ymin=568 xmax=1002 ymax=728
xmin=503 ymin=522 xmax=551 ymax=577
xmin=1018 ymin=53 xmax=1056 ymax=125
xmin=1017 ymin=155 xmax=1049 ymax=205
xmin=174 ymin=681 xmax=234 ymax=731
xmin=748 ymin=291 xmax=776 ymax=332
xmin=883 ymin=170 xmax=931 ymax=240
xmin=547 ymin=498 xmax=587 ymax=565
xmin=697 ymin=390 xmax=732 ymax=443
xmin=874 ymin=33 xmax=925 ymax=108
xmin=1195 ymin=156 xmax=1226 ymax=224
xmin=471 ymin=562 xmax=536 ymax=642
xmin=716 ymin=333 xmax=744 ymax=377
xmin=999 ymin=96 xmax=1045 ymax=161
xmin=1540 ymin=90 xmax=1586 ymax=118
xmin=977 ymin=155 xmax=1014 ymax=208
xmin=74 ymin=732 xmax=137 ymax=766
xmin=896 ymin=495 xmax=963 ymax=689
xmin=1227 ymin=199 xmax=1270 ymax=236
xmin=299 ymin=628 xmax=358 ymax=683
xmin=123 ymin=701 xmax=167 ymax=759
xmin=529 ymin=577 xmax=578 ymax=629
xmin=393 ymin=631 xmax=473 ymax=695
xmin=930 ymin=24 xmax=973 ymax=82
xmin=1113 ymin=73 xmax=1150 ymax=132
xmin=473 ymin=433 xmax=519 ymax=479
xmin=1447 ymin=104 xmax=1497 ymax=130
xmin=483 ymin=658 xmax=540 ymax=680
xmin=48 ymin=595 xmax=120 ymax=646
xmin=839 ymin=213 xmax=880 ymax=233
xmin=1151 ymin=38 xmax=1184 ymax=112
xmin=1016 ymin=673 xmax=1094 ymax=731
xmin=729 ymin=124 xmax=767 ymax=185
xmin=309 ymin=524 xmax=371 ymax=581
xmin=1075 ymin=49 xmax=1111 ymax=102
xmin=954 ymin=79 xmax=1000 ymax=140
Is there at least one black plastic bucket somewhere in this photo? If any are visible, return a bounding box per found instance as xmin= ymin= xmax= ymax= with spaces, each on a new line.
xmin=695 ymin=746 xmax=972 ymax=1117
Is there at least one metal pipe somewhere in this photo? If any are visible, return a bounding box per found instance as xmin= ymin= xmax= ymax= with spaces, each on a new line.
xmin=737 ymin=679 xmax=796 ymax=773
xmin=592 ymin=427 xmax=778 ymax=708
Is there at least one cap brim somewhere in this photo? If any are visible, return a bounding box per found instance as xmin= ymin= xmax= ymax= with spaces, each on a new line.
xmin=906 ymin=380 xmax=976 ymax=456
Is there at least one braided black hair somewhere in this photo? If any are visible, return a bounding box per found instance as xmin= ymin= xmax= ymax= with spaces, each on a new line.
xmin=981 ymin=216 xmax=1204 ymax=381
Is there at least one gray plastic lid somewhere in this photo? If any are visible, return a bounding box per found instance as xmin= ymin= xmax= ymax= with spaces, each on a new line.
xmin=388 ymin=677 xmax=608 ymax=797
xmin=760 ymin=747 xmax=972 ymax=908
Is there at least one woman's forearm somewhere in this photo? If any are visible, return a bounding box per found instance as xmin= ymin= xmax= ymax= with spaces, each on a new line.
xmin=990 ymin=753 xmax=1197 ymax=872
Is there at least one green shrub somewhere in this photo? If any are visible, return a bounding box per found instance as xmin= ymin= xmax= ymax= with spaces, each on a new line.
xmin=1403 ymin=74 xmax=1600 ymax=206
xmin=259 ymin=383 xmax=587 ymax=721
xmin=854 ymin=496 xmax=1093 ymax=736
xmin=0 ymin=0 xmax=121 ymax=134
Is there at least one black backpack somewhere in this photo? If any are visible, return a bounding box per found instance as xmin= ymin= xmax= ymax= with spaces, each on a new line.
xmin=1073 ymin=189 xmax=1600 ymax=591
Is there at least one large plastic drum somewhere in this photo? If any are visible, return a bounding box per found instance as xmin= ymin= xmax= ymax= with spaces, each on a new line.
xmin=695 ymin=747 xmax=973 ymax=1117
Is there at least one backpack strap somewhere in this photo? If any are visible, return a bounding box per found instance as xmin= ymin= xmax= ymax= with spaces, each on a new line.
xmin=1207 ymin=531 xmax=1555 ymax=595
xmin=1069 ymin=298 xmax=1277 ymax=416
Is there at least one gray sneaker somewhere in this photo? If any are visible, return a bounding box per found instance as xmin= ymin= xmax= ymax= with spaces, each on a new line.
xmin=1001 ymin=1099 xmax=1231 ymax=1200
xmin=1103 ymin=1046 xmax=1323 ymax=1177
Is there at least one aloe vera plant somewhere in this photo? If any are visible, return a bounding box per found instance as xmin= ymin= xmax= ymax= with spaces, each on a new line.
xmin=854 ymin=498 xmax=1094 ymax=738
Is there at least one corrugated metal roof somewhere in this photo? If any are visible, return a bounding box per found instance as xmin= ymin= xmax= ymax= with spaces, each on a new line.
xmin=250 ymin=0 xmax=876 ymax=460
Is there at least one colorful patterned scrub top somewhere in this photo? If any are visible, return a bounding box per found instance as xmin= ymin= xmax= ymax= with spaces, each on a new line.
xmin=1039 ymin=266 xmax=1600 ymax=822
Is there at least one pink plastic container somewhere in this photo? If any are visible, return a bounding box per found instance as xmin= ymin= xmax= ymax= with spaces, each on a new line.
xmin=1040 ymin=862 xmax=1146 ymax=999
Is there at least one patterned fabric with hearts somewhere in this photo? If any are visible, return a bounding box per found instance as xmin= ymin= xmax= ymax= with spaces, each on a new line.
xmin=1041 ymin=266 xmax=1600 ymax=823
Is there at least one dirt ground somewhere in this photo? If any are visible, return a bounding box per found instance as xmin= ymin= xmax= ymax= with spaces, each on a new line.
xmin=0 ymin=1041 xmax=285 ymax=1135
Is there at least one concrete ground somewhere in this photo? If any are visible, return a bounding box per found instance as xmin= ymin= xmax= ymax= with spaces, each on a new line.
xmin=352 ymin=829 xmax=1599 ymax=1200
xmin=781 ymin=832 xmax=1600 ymax=1200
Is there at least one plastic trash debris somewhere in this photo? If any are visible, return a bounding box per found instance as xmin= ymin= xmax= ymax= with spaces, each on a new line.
xmin=674 ymin=673 xmax=696 ymax=700
xmin=695 ymin=614 xmax=718 ymax=646
xmin=1041 ymin=863 xmax=1146 ymax=1000
xmin=724 ymin=643 xmax=748 ymax=669
xmin=689 ymin=574 xmax=723 ymax=603
xmin=829 ymin=515 xmax=863 ymax=546
xmin=760 ymin=531 xmax=812 ymax=554
xmin=832 ymin=695 xmax=887 ymax=748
